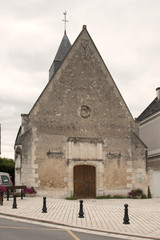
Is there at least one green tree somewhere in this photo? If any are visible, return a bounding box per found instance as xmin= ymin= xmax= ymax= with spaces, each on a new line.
xmin=0 ymin=157 xmax=15 ymax=184
xmin=148 ymin=186 xmax=152 ymax=198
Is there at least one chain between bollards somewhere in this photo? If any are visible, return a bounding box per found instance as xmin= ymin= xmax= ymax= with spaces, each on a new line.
xmin=78 ymin=200 xmax=84 ymax=218
xmin=123 ymin=203 xmax=130 ymax=224
xmin=12 ymin=194 xmax=17 ymax=209
xmin=42 ymin=197 xmax=47 ymax=213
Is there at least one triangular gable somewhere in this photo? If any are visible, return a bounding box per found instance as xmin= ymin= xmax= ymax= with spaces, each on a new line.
xmin=29 ymin=25 xmax=134 ymax=123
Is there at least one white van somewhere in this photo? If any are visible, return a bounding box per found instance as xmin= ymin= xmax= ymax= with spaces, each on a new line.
xmin=0 ymin=172 xmax=13 ymax=187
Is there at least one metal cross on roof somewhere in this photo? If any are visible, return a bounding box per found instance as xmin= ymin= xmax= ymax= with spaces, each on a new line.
xmin=62 ymin=11 xmax=68 ymax=34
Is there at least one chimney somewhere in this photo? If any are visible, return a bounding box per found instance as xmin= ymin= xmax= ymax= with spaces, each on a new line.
xmin=156 ymin=87 xmax=160 ymax=100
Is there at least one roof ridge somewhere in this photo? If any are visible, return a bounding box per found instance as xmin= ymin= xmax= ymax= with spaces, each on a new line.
xmin=136 ymin=97 xmax=160 ymax=121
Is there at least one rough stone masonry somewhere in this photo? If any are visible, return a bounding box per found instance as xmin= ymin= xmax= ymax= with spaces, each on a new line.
xmin=14 ymin=25 xmax=148 ymax=198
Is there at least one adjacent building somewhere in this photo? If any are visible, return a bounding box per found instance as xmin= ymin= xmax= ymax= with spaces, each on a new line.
xmin=137 ymin=88 xmax=160 ymax=197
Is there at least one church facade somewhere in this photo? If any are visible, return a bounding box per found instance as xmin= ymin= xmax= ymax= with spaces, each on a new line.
xmin=14 ymin=26 xmax=148 ymax=198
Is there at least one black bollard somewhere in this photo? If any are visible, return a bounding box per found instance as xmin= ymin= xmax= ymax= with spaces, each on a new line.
xmin=78 ymin=200 xmax=84 ymax=218
xmin=42 ymin=197 xmax=47 ymax=213
xmin=123 ymin=204 xmax=130 ymax=224
xmin=21 ymin=190 xmax=23 ymax=200
xmin=7 ymin=189 xmax=9 ymax=201
xmin=12 ymin=194 xmax=17 ymax=209
xmin=23 ymin=189 xmax=26 ymax=198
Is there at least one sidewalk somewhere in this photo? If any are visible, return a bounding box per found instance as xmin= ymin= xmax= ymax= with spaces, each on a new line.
xmin=0 ymin=197 xmax=160 ymax=239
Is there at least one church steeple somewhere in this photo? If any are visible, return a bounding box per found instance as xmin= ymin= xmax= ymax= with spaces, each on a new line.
xmin=49 ymin=12 xmax=71 ymax=81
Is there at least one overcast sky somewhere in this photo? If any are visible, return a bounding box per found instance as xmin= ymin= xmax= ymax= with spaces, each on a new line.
xmin=0 ymin=0 xmax=160 ymax=159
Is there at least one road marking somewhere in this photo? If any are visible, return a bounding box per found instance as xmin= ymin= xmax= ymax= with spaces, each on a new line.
xmin=67 ymin=230 xmax=80 ymax=240
xmin=0 ymin=225 xmax=80 ymax=239
xmin=0 ymin=226 xmax=80 ymax=239
xmin=0 ymin=226 xmax=28 ymax=229
xmin=0 ymin=226 xmax=65 ymax=231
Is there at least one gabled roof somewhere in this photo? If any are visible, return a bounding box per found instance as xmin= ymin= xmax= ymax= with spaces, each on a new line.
xmin=49 ymin=33 xmax=71 ymax=80
xmin=29 ymin=25 xmax=134 ymax=121
xmin=136 ymin=97 xmax=160 ymax=122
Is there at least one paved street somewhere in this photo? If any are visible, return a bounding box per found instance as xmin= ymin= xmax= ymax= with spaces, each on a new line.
xmin=0 ymin=217 xmax=130 ymax=240
xmin=0 ymin=197 xmax=160 ymax=239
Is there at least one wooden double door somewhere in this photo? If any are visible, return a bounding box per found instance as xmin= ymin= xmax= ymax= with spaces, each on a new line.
xmin=74 ymin=165 xmax=96 ymax=198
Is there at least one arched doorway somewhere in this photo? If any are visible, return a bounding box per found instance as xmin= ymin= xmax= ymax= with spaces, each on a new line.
xmin=74 ymin=165 xmax=96 ymax=198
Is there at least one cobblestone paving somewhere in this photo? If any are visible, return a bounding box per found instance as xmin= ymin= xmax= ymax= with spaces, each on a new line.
xmin=0 ymin=197 xmax=160 ymax=239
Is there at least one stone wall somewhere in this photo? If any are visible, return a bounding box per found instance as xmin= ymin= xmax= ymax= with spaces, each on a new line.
xmin=15 ymin=27 xmax=148 ymax=198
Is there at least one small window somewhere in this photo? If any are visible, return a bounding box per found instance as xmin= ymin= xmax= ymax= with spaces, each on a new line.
xmin=1 ymin=175 xmax=9 ymax=184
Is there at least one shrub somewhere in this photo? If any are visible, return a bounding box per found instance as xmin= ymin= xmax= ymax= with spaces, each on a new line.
xmin=112 ymin=195 xmax=126 ymax=199
xmin=96 ymin=195 xmax=111 ymax=199
xmin=96 ymin=195 xmax=126 ymax=199
xmin=66 ymin=194 xmax=77 ymax=200
xmin=0 ymin=185 xmax=6 ymax=193
xmin=147 ymin=186 xmax=152 ymax=199
xmin=141 ymin=194 xmax=147 ymax=199
xmin=25 ymin=187 xmax=36 ymax=194
xmin=128 ymin=189 xmax=144 ymax=199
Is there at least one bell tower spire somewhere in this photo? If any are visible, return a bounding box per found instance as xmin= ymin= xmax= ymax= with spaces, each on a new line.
xmin=49 ymin=11 xmax=71 ymax=81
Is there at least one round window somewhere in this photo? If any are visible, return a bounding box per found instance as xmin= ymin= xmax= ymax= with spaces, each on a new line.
xmin=80 ymin=105 xmax=91 ymax=118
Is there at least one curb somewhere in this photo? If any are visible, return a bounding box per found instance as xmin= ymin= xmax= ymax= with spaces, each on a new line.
xmin=0 ymin=212 xmax=159 ymax=240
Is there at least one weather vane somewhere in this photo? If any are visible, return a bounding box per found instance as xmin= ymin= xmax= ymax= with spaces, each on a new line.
xmin=62 ymin=11 xmax=68 ymax=34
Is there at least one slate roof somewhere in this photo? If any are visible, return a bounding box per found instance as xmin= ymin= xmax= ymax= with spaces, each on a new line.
xmin=136 ymin=97 xmax=160 ymax=122
xmin=49 ymin=33 xmax=71 ymax=80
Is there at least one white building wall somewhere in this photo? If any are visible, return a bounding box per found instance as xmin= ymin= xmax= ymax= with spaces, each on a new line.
xmin=139 ymin=113 xmax=160 ymax=155
xmin=139 ymin=112 xmax=160 ymax=198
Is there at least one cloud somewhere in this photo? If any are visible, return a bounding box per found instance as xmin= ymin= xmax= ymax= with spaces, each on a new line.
xmin=0 ymin=0 xmax=160 ymax=158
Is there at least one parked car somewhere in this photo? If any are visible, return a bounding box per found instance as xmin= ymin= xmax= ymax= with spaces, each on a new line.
xmin=0 ymin=172 xmax=13 ymax=187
